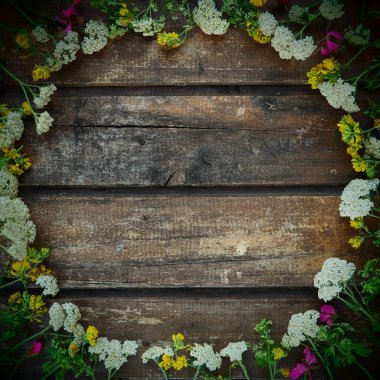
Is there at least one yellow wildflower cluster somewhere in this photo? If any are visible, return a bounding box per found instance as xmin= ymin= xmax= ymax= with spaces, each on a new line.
xmin=0 ymin=104 xmax=11 ymax=117
xmin=15 ymin=32 xmax=29 ymax=49
xmin=306 ymin=58 xmax=340 ymax=89
xmin=349 ymin=235 xmax=365 ymax=249
xmin=117 ymin=2 xmax=134 ymax=27
xmin=1 ymin=146 xmax=32 ymax=176
xmin=8 ymin=291 xmax=23 ymax=306
xmin=250 ymin=0 xmax=268 ymax=6
xmin=350 ymin=217 xmax=364 ymax=230
xmin=157 ymin=32 xmax=182 ymax=48
xmin=159 ymin=354 xmax=188 ymax=371
xmin=29 ymin=294 xmax=48 ymax=321
xmin=69 ymin=342 xmax=80 ymax=355
xmin=272 ymin=347 xmax=286 ymax=360
xmin=246 ymin=21 xmax=271 ymax=44
xmin=278 ymin=367 xmax=290 ymax=378
xmin=86 ymin=325 xmax=99 ymax=347
xmin=21 ymin=101 xmax=32 ymax=116
xmin=32 ymin=64 xmax=50 ymax=81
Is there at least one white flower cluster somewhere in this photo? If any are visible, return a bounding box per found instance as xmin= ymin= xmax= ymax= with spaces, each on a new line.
xmin=257 ymin=12 xmax=278 ymax=37
xmin=193 ymin=0 xmax=229 ymax=36
xmin=0 ymin=196 xmax=36 ymax=260
xmin=0 ymin=111 xmax=24 ymax=148
xmin=108 ymin=24 xmax=128 ymax=39
xmin=271 ymin=26 xmax=316 ymax=60
xmin=339 ymin=178 xmax=379 ymax=219
xmin=314 ymin=258 xmax=356 ymax=301
xmin=288 ymin=5 xmax=309 ymax=24
xmin=318 ymin=79 xmax=360 ymax=112
xmin=344 ymin=25 xmax=371 ymax=46
xmin=48 ymin=31 xmax=80 ymax=71
xmin=36 ymin=274 xmax=59 ymax=296
xmin=319 ymin=0 xmax=344 ymax=20
xmin=49 ymin=303 xmax=66 ymax=331
xmin=49 ymin=302 xmax=84 ymax=339
xmin=32 ymin=26 xmax=49 ymax=43
xmin=281 ymin=310 xmax=319 ymax=348
xmin=33 ymin=84 xmax=57 ymax=109
xmin=35 ymin=111 xmax=54 ymax=135
xmin=190 ymin=343 xmax=222 ymax=371
xmin=364 ymin=137 xmax=380 ymax=159
xmin=142 ymin=345 xmax=174 ymax=363
xmin=220 ymin=341 xmax=248 ymax=362
xmin=89 ymin=337 xmax=138 ymax=370
xmin=81 ymin=20 xmax=109 ymax=55
xmin=132 ymin=17 xmax=164 ymax=36
xmin=0 ymin=168 xmax=18 ymax=199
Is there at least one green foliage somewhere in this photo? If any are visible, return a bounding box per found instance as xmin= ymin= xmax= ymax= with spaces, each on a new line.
xmin=221 ymin=0 xmax=255 ymax=26
xmin=359 ymin=259 xmax=380 ymax=304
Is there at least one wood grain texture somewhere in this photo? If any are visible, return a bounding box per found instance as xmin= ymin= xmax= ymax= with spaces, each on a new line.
xmin=18 ymin=90 xmax=353 ymax=186
xmin=22 ymin=192 xmax=370 ymax=288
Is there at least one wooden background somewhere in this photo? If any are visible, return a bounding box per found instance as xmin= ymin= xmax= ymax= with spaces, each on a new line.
xmin=2 ymin=1 xmax=378 ymax=379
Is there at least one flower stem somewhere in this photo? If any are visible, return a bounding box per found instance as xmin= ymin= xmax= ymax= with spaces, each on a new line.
xmin=308 ymin=340 xmax=334 ymax=380
xmin=239 ymin=361 xmax=251 ymax=380
xmin=11 ymin=326 xmax=50 ymax=352
xmin=0 ymin=277 xmax=22 ymax=289
xmin=193 ymin=365 xmax=201 ymax=380
xmin=353 ymin=359 xmax=374 ymax=380
xmin=345 ymin=39 xmax=380 ymax=67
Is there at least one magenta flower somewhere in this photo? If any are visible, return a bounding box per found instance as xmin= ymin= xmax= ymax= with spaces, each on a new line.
xmin=320 ymin=304 xmax=336 ymax=327
xmin=30 ymin=340 xmax=43 ymax=355
xmin=321 ymin=31 xmax=343 ymax=56
xmin=56 ymin=0 xmax=81 ymax=33
xmin=290 ymin=348 xmax=317 ymax=379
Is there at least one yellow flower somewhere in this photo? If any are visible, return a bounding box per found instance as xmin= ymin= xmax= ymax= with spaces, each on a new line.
xmin=21 ymin=101 xmax=32 ymax=116
xmin=352 ymin=157 xmax=368 ymax=172
xmin=172 ymin=355 xmax=188 ymax=370
xmin=337 ymin=115 xmax=362 ymax=145
xmin=346 ymin=144 xmax=362 ymax=159
xmin=172 ymin=333 xmax=184 ymax=342
xmin=349 ymin=235 xmax=364 ymax=249
xmin=246 ymin=22 xmax=271 ymax=44
xmin=15 ymin=32 xmax=29 ymax=49
xmin=306 ymin=58 xmax=340 ymax=89
xmin=32 ymin=64 xmax=50 ymax=81
xmin=157 ymin=32 xmax=182 ymax=48
xmin=86 ymin=326 xmax=99 ymax=347
xmin=8 ymin=291 xmax=22 ymax=305
xmin=29 ymin=264 xmax=52 ymax=282
xmin=69 ymin=342 xmax=80 ymax=355
xmin=279 ymin=368 xmax=290 ymax=378
xmin=29 ymin=295 xmax=48 ymax=321
xmin=0 ymin=104 xmax=11 ymax=117
xmin=272 ymin=347 xmax=286 ymax=360
xmin=350 ymin=217 xmax=364 ymax=230
xmin=250 ymin=0 xmax=268 ymax=6
xmin=10 ymin=260 xmax=31 ymax=277
xmin=159 ymin=353 xmax=172 ymax=370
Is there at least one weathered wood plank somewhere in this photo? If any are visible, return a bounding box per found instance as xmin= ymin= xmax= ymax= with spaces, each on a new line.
xmin=22 ymin=192 xmax=370 ymax=288
xmin=18 ymin=91 xmax=353 ymax=186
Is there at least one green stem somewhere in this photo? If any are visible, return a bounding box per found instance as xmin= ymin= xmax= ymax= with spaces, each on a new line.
xmin=154 ymin=360 xmax=169 ymax=380
xmin=40 ymin=364 xmax=61 ymax=380
xmin=11 ymin=326 xmax=50 ymax=352
xmin=308 ymin=340 xmax=334 ymax=380
xmin=0 ymin=277 xmax=22 ymax=289
xmin=193 ymin=365 xmax=201 ymax=380
xmin=353 ymin=359 xmax=374 ymax=380
xmin=345 ymin=39 xmax=380 ymax=67
xmin=239 ymin=361 xmax=250 ymax=380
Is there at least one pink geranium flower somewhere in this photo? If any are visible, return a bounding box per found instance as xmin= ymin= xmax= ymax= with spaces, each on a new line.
xmin=30 ymin=340 xmax=43 ymax=355
xmin=320 ymin=304 xmax=336 ymax=327
xmin=321 ymin=31 xmax=343 ymax=56
xmin=56 ymin=0 xmax=81 ymax=33
xmin=290 ymin=348 xmax=317 ymax=379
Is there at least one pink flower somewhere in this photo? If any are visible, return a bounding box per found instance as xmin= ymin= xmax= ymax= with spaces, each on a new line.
xmin=321 ymin=31 xmax=343 ymax=56
xmin=30 ymin=340 xmax=43 ymax=355
xmin=320 ymin=304 xmax=336 ymax=327
xmin=290 ymin=348 xmax=317 ymax=379
xmin=56 ymin=0 xmax=80 ymax=33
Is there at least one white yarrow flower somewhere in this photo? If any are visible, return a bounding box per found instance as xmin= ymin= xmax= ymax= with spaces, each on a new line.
xmin=0 ymin=168 xmax=18 ymax=199
xmin=32 ymin=26 xmax=49 ymax=43
xmin=319 ymin=0 xmax=344 ymax=20
xmin=49 ymin=303 xmax=65 ymax=331
xmin=220 ymin=341 xmax=248 ymax=362
xmin=132 ymin=17 xmax=164 ymax=36
xmin=142 ymin=346 xmax=174 ymax=363
xmin=0 ymin=111 xmax=24 ymax=148
xmin=364 ymin=137 xmax=380 ymax=159
xmin=344 ymin=25 xmax=370 ymax=46
xmin=271 ymin=26 xmax=294 ymax=60
xmin=33 ymin=84 xmax=57 ymax=109
xmin=339 ymin=178 xmax=379 ymax=219
xmin=36 ymin=275 xmax=59 ymax=296
xmin=82 ymin=20 xmax=109 ymax=55
xmin=190 ymin=343 xmax=222 ymax=371
xmin=288 ymin=5 xmax=310 ymax=24
xmin=62 ymin=303 xmax=81 ymax=333
xmin=193 ymin=0 xmax=229 ymax=36
xmin=35 ymin=111 xmax=54 ymax=134
xmin=258 ymin=12 xmax=278 ymax=37
xmin=49 ymin=31 xmax=80 ymax=71
xmin=292 ymin=36 xmax=316 ymax=60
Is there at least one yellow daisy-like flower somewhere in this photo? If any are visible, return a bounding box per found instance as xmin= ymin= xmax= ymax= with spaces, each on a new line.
xmin=272 ymin=347 xmax=286 ymax=360
xmin=86 ymin=326 xmax=99 ymax=347
xmin=246 ymin=22 xmax=271 ymax=44
xmin=337 ymin=114 xmax=362 ymax=145
xmin=32 ymin=64 xmax=50 ymax=81
xmin=306 ymin=58 xmax=340 ymax=90
xmin=21 ymin=101 xmax=32 ymax=116
xmin=159 ymin=353 xmax=172 ymax=370
xmin=352 ymin=157 xmax=368 ymax=172
xmin=157 ymin=32 xmax=182 ymax=48
xmin=250 ymin=0 xmax=268 ymax=6
xmin=349 ymin=235 xmax=364 ymax=249
xmin=346 ymin=144 xmax=362 ymax=159
xmin=172 ymin=355 xmax=188 ymax=370
xmin=278 ymin=367 xmax=290 ymax=378
xmin=15 ymin=32 xmax=29 ymax=49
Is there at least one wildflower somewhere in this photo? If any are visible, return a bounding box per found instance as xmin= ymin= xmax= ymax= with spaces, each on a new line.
xmin=47 ymin=31 xmax=80 ymax=71
xmin=319 ymin=305 xmax=336 ymax=327
xmin=32 ymin=65 xmax=51 ymax=81
xmin=29 ymin=295 xmax=48 ymax=322
xmin=352 ymin=157 xmax=368 ymax=173
xmin=33 ymin=84 xmax=57 ymax=109
xmin=257 ymin=12 xmax=278 ymax=37
xmin=319 ymin=0 xmax=344 ymax=20
xmin=314 ymin=257 xmax=356 ymax=301
xmin=250 ymin=0 xmax=268 ymax=6
xmin=172 ymin=355 xmax=188 ymax=370
xmin=32 ymin=26 xmax=49 ymax=43
xmin=15 ymin=32 xmax=29 ymax=49
xmin=307 ymin=58 xmax=340 ymax=89
xmin=48 ymin=303 xmax=65 ymax=331
xmin=8 ymin=291 xmax=22 ymax=305
xmin=35 ymin=111 xmax=54 ymax=134
xmin=193 ymin=0 xmax=229 ymax=36
xmin=21 ymin=101 xmax=32 ymax=116
xmin=273 ymin=347 xmax=286 ymax=360
xmin=337 ymin=114 xmax=362 ymax=145
xmin=56 ymin=0 xmax=80 ymax=33
xmin=36 ymin=275 xmax=59 ymax=296
xmin=279 ymin=368 xmax=290 ymax=378
xmin=349 ymin=235 xmax=365 ymax=249
xmin=350 ymin=217 xmax=364 ymax=230
xmin=339 ymin=178 xmax=379 ymax=219
xmin=62 ymin=303 xmax=81 ymax=333
xmin=69 ymin=342 xmax=80 ymax=355
xmin=88 ymin=337 xmax=138 ymax=371
xmin=344 ymin=25 xmax=370 ymax=46
xmin=289 ymin=348 xmax=317 ymax=379
xmin=81 ymin=20 xmax=109 ymax=55
xmin=172 ymin=333 xmax=185 ymax=348
xmin=86 ymin=325 xmax=99 ymax=347
xmin=0 ymin=168 xmax=18 ymax=198
xmin=157 ymin=32 xmax=182 ymax=48
xmin=247 ymin=22 xmax=271 ymax=44
xmin=190 ymin=343 xmax=222 ymax=371
xmin=30 ymin=341 xmax=43 ymax=355
xmin=364 ymin=137 xmax=380 ymax=159
xmin=220 ymin=341 xmax=248 ymax=362
xmin=9 ymin=260 xmax=31 ymax=278
xmin=292 ymin=36 xmax=316 ymax=61
xmin=288 ymin=5 xmax=310 ymax=24
xmin=117 ymin=2 xmax=134 ymax=27
xmin=132 ymin=17 xmax=164 ymax=37
xmin=281 ymin=310 xmax=320 ymax=348
xmin=318 ymin=79 xmax=360 ymax=113
xmin=142 ymin=346 xmax=174 ymax=363
xmin=159 ymin=353 xmax=172 ymax=370
xmin=0 ymin=111 xmax=24 ymax=148
xmin=321 ymin=31 xmax=343 ymax=56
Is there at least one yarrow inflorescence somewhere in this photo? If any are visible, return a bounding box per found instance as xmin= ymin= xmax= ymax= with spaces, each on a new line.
xmin=193 ymin=0 xmax=229 ymax=36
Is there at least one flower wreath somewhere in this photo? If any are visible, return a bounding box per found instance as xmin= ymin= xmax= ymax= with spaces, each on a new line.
xmin=1 ymin=1 xmax=380 ymax=379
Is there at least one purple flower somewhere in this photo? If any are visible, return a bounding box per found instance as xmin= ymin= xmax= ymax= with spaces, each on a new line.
xmin=321 ymin=31 xmax=343 ymax=56
xmin=320 ymin=304 xmax=336 ymax=327
xmin=56 ymin=0 xmax=80 ymax=33
xmin=30 ymin=340 xmax=43 ymax=355
xmin=290 ymin=348 xmax=317 ymax=379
